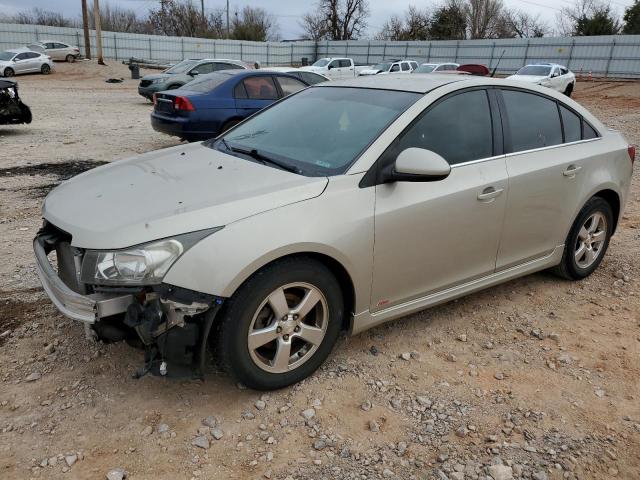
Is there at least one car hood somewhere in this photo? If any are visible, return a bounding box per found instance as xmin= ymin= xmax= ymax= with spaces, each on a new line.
xmin=141 ymin=73 xmax=175 ymax=82
xmin=299 ymin=66 xmax=325 ymax=73
xmin=43 ymin=143 xmax=328 ymax=249
xmin=0 ymin=60 xmax=14 ymax=66
xmin=506 ymin=75 xmax=548 ymax=83
xmin=359 ymin=69 xmax=381 ymax=75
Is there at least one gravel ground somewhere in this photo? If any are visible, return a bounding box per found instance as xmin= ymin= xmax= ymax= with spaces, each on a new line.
xmin=0 ymin=61 xmax=639 ymax=480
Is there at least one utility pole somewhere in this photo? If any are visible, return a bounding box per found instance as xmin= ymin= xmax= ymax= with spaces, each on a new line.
xmin=226 ymin=0 xmax=230 ymax=38
xmin=81 ymin=0 xmax=91 ymax=59
xmin=200 ymin=0 xmax=205 ymax=19
xmin=93 ymin=0 xmax=105 ymax=65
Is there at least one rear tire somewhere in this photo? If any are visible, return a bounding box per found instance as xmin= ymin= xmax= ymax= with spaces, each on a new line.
xmin=41 ymin=64 xmax=51 ymax=75
xmin=66 ymin=54 xmax=75 ymax=63
xmin=3 ymin=67 xmax=14 ymax=77
xmin=216 ymin=257 xmax=344 ymax=390
xmin=552 ymin=197 xmax=613 ymax=280
xmin=564 ymin=83 xmax=573 ymax=97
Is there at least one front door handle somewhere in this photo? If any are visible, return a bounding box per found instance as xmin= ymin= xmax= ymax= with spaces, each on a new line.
xmin=563 ymin=165 xmax=582 ymax=177
xmin=477 ymin=186 xmax=504 ymax=202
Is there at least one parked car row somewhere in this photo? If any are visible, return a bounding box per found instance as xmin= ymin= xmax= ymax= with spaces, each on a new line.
xmin=35 ymin=71 xmax=634 ymax=389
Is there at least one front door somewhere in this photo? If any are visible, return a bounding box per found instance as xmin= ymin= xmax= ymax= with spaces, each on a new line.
xmin=371 ymin=89 xmax=508 ymax=311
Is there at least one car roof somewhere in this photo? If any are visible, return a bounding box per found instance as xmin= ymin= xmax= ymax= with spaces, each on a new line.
xmin=5 ymin=48 xmax=32 ymax=54
xmin=524 ymin=63 xmax=566 ymax=68
xmin=38 ymin=39 xmax=67 ymax=44
xmin=319 ymin=73 xmax=473 ymax=93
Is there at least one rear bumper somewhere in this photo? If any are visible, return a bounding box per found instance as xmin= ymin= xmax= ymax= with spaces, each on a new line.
xmin=33 ymin=236 xmax=134 ymax=323
xmin=151 ymin=112 xmax=218 ymax=140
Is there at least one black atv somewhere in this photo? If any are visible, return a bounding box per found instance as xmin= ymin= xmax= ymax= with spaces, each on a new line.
xmin=0 ymin=79 xmax=32 ymax=125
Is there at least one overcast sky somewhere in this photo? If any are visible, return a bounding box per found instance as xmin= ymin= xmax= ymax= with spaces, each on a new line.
xmin=0 ymin=0 xmax=634 ymax=38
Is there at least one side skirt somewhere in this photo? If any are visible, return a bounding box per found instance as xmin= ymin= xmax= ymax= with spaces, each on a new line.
xmin=351 ymin=246 xmax=564 ymax=335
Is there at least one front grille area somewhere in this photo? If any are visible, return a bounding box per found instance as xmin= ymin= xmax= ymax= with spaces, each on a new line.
xmin=38 ymin=221 xmax=84 ymax=293
xmin=140 ymin=80 xmax=152 ymax=87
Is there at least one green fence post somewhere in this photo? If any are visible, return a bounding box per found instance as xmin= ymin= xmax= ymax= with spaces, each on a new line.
xmin=114 ymin=34 xmax=118 ymax=61
xmin=566 ymin=38 xmax=575 ymax=71
xmin=366 ymin=41 xmax=370 ymax=64
xmin=524 ymin=39 xmax=530 ymax=65
xmin=148 ymin=38 xmax=152 ymax=59
xmin=605 ymin=38 xmax=616 ymax=78
xmin=489 ymin=41 xmax=495 ymax=70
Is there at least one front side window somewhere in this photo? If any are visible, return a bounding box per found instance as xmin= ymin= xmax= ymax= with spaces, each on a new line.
xmin=339 ymin=59 xmax=351 ymax=68
xmin=391 ymin=89 xmax=493 ymax=166
xmin=501 ymin=89 xmax=562 ymax=151
xmin=15 ymin=53 xmax=29 ymax=61
xmin=312 ymin=58 xmax=329 ymax=67
xmin=390 ymin=64 xmax=400 ymax=72
xmin=215 ymin=87 xmax=420 ymax=176
xmin=55 ymin=43 xmax=68 ymax=49
xmin=277 ymin=76 xmax=307 ymax=96
xmin=328 ymin=60 xmax=339 ymax=69
xmin=166 ymin=60 xmax=199 ymax=74
xmin=193 ymin=62 xmax=215 ymax=74
xmin=242 ymin=76 xmax=278 ymax=100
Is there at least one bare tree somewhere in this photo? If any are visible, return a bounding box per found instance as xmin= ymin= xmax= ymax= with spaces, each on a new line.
xmin=301 ymin=0 xmax=370 ymax=40
xmin=0 ymin=8 xmax=73 ymax=27
xmin=86 ymin=2 xmax=151 ymax=34
xmin=231 ymin=6 xmax=279 ymax=41
xmin=504 ymin=9 xmax=549 ymax=37
xmin=148 ymin=0 xmax=225 ymax=38
xmin=377 ymin=6 xmax=431 ymax=40
xmin=465 ymin=0 xmax=505 ymax=38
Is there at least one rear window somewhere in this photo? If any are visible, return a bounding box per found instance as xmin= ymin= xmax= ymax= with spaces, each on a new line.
xmin=516 ymin=65 xmax=551 ymax=76
xmin=183 ymin=73 xmax=229 ymax=93
xmin=277 ymin=76 xmax=307 ymax=96
xmin=584 ymin=122 xmax=599 ymax=139
xmin=501 ymin=89 xmax=562 ymax=151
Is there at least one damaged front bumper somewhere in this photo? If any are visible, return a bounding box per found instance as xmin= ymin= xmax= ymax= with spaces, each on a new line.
xmin=33 ymin=228 xmax=225 ymax=379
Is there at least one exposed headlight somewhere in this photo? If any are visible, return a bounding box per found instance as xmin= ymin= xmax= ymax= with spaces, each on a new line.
xmin=80 ymin=228 xmax=221 ymax=286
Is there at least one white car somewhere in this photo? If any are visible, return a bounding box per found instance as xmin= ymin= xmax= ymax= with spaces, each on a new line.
xmin=413 ymin=62 xmax=460 ymax=73
xmin=359 ymin=60 xmax=418 ymax=76
xmin=258 ymin=66 xmax=329 ymax=85
xmin=507 ymin=63 xmax=576 ymax=97
xmin=0 ymin=48 xmax=53 ymax=77
xmin=300 ymin=58 xmax=370 ymax=80
xmin=29 ymin=40 xmax=80 ymax=62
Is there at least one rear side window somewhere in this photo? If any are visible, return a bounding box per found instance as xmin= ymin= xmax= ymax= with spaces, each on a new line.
xmin=216 ymin=62 xmax=243 ymax=71
xmin=194 ymin=63 xmax=215 ymax=74
xmin=242 ymin=76 xmax=278 ymax=100
xmin=584 ymin=122 xmax=599 ymax=139
xmin=234 ymin=82 xmax=248 ymax=99
xmin=559 ymin=105 xmax=581 ymax=143
xmin=300 ymin=72 xmax=327 ymax=85
xmin=15 ymin=53 xmax=29 ymax=60
xmin=393 ymin=89 xmax=493 ymax=165
xmin=276 ymin=76 xmax=307 ymax=96
xmin=401 ymin=62 xmax=410 ymax=71
xmin=501 ymin=90 xmax=562 ymax=151
xmin=339 ymin=59 xmax=351 ymax=68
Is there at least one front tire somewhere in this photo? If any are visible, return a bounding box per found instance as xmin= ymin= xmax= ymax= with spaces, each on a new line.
xmin=41 ymin=64 xmax=51 ymax=74
xmin=552 ymin=197 xmax=613 ymax=280
xmin=564 ymin=83 xmax=574 ymax=97
xmin=216 ymin=258 xmax=344 ymax=390
xmin=3 ymin=67 xmax=14 ymax=77
xmin=66 ymin=54 xmax=75 ymax=63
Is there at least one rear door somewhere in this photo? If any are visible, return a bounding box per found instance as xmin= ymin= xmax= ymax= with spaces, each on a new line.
xmin=400 ymin=62 xmax=411 ymax=73
xmin=234 ymin=75 xmax=279 ymax=116
xmin=495 ymin=88 xmax=593 ymax=269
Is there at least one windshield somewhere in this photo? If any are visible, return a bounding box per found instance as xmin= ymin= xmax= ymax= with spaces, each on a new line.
xmin=373 ymin=62 xmax=392 ymax=71
xmin=165 ymin=59 xmax=199 ymax=74
xmin=414 ymin=64 xmax=436 ymax=73
xmin=516 ymin=65 xmax=551 ymax=76
xmin=212 ymin=87 xmax=420 ymax=176
xmin=182 ymin=73 xmax=229 ymax=92
xmin=0 ymin=51 xmax=16 ymax=61
xmin=312 ymin=58 xmax=330 ymax=67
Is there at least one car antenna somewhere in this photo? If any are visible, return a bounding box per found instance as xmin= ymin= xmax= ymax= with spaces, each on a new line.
xmin=491 ymin=50 xmax=506 ymax=78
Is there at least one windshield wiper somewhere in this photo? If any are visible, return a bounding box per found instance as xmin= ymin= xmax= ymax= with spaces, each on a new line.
xmin=227 ymin=144 xmax=301 ymax=175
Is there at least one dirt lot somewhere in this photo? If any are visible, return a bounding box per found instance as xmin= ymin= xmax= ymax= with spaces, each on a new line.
xmin=0 ymin=61 xmax=639 ymax=480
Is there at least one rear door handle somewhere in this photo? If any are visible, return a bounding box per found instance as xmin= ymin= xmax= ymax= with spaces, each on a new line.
xmin=477 ymin=187 xmax=504 ymax=202
xmin=563 ymin=165 xmax=582 ymax=177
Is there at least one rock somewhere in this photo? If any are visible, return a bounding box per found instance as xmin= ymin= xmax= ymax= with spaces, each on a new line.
xmin=614 ymin=270 xmax=625 ymax=279
xmin=531 ymin=329 xmax=544 ymax=340
xmin=106 ymin=468 xmax=127 ymax=480
xmin=557 ymin=353 xmax=573 ymax=365
xmin=255 ymin=400 xmax=266 ymax=411
xmin=157 ymin=423 xmax=170 ymax=434
xmin=313 ymin=439 xmax=327 ymax=450
xmin=487 ymin=464 xmax=513 ymax=480
xmin=400 ymin=352 xmax=412 ymax=361
xmin=202 ymin=415 xmax=220 ymax=428
xmin=457 ymin=333 xmax=468 ymax=342
xmin=532 ymin=471 xmax=548 ymax=480
xmin=370 ymin=345 xmax=379 ymax=356
xmin=140 ymin=425 xmax=153 ymax=436
xmin=447 ymin=353 xmax=457 ymax=362
xmin=594 ymin=388 xmax=606 ymax=398
xmin=241 ymin=411 xmax=255 ymax=420
xmin=301 ymin=408 xmax=316 ymax=420
xmin=450 ymin=472 xmax=465 ymax=480
xmin=382 ymin=468 xmax=394 ymax=478
xmin=494 ymin=372 xmax=505 ymax=380
xmin=211 ymin=428 xmax=223 ymax=440
xmin=0 ymin=330 xmax=11 ymax=339
xmin=192 ymin=436 xmax=210 ymax=449
xmin=360 ymin=400 xmax=372 ymax=411
xmin=44 ymin=343 xmax=55 ymax=354
xmin=369 ymin=420 xmax=380 ymax=432
xmin=483 ymin=341 xmax=494 ymax=349
xmin=65 ymin=455 xmax=77 ymax=467
xmin=416 ymin=396 xmax=432 ymax=408
xmin=25 ymin=372 xmax=41 ymax=382
xmin=455 ymin=426 xmax=469 ymax=438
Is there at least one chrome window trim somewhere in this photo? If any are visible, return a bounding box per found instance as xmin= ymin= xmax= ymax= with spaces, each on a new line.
xmin=450 ymin=137 xmax=602 ymax=169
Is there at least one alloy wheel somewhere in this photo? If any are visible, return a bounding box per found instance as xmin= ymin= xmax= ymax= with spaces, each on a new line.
xmin=248 ymin=282 xmax=328 ymax=373
xmin=574 ymin=212 xmax=607 ymax=269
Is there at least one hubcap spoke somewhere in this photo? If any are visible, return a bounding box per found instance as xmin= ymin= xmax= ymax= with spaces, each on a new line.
xmin=268 ymin=288 xmax=289 ymax=320
xmin=248 ymin=324 xmax=279 ymax=350
xmin=296 ymin=324 xmax=325 ymax=345
xmin=585 ymin=247 xmax=596 ymax=265
xmin=291 ymin=288 xmax=322 ymax=319
xmin=574 ymin=243 xmax=587 ymax=262
xmin=591 ymin=230 xmax=605 ymax=244
xmin=578 ymin=226 xmax=589 ymax=241
xmin=272 ymin=338 xmax=292 ymax=370
xmin=587 ymin=214 xmax=602 ymax=233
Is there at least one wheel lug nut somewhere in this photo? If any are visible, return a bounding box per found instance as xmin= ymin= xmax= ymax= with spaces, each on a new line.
xmin=276 ymin=327 xmax=282 ymax=333
xmin=283 ymin=334 xmax=289 ymax=341
xmin=294 ymin=326 xmax=300 ymax=332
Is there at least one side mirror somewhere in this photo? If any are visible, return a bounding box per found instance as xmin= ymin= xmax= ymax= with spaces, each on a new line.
xmin=189 ymin=70 xmax=199 ymax=76
xmin=382 ymin=148 xmax=451 ymax=183
xmin=327 ymin=64 xmax=334 ymax=70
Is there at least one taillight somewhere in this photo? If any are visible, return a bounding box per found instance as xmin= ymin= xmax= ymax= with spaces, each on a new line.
xmin=174 ymin=96 xmax=195 ymax=111
xmin=74 ymin=48 xmax=79 ymax=52
xmin=628 ymin=145 xmax=636 ymax=165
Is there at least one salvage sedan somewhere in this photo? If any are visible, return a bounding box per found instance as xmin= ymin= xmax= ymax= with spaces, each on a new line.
xmin=35 ymin=75 xmax=634 ymax=390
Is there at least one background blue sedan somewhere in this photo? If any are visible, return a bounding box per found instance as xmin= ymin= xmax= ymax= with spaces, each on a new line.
xmin=151 ymin=70 xmax=311 ymax=142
